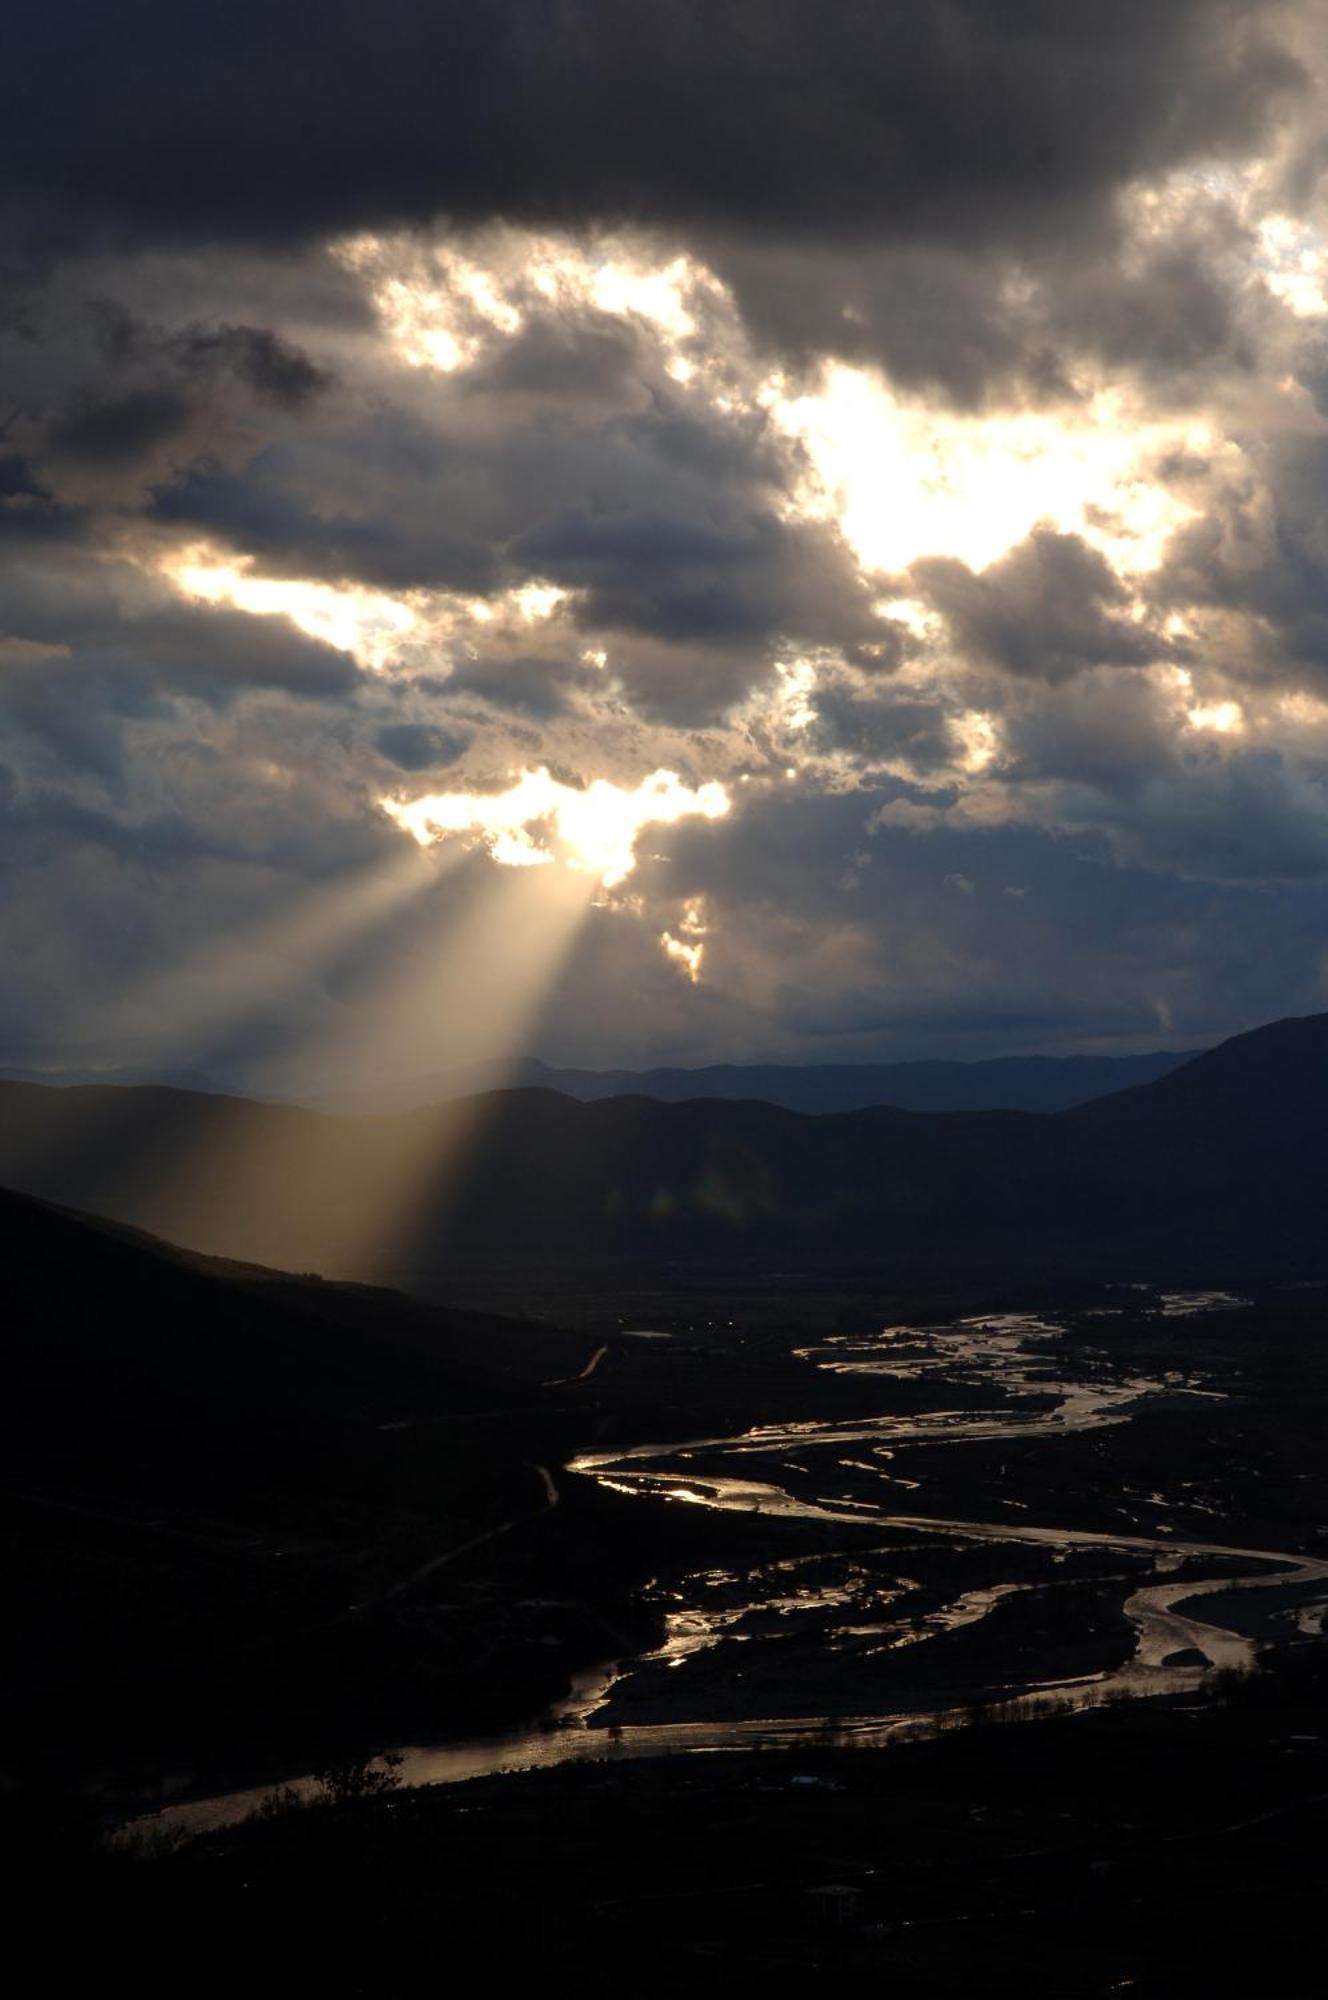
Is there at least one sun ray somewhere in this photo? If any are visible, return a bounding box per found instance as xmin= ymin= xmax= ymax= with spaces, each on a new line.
xmin=109 ymin=847 xmax=435 ymax=1068
xmin=288 ymin=858 xmax=601 ymax=1282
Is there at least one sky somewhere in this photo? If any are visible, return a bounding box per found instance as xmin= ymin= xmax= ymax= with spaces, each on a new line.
xmin=6 ymin=2 xmax=1328 ymax=1091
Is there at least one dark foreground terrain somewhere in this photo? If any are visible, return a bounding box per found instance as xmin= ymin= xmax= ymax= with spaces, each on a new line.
xmin=15 ymin=1658 xmax=1328 ymax=1997
xmin=5 ymin=1176 xmax=1328 ymax=1994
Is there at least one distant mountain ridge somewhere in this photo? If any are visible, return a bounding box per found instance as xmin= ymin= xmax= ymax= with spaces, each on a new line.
xmin=313 ymin=1047 xmax=1198 ymax=1118
xmin=0 ymin=1012 xmax=1322 ymax=1286
xmin=0 ymin=1048 xmax=1198 ymax=1118
xmin=0 ymin=1061 xmax=233 ymax=1095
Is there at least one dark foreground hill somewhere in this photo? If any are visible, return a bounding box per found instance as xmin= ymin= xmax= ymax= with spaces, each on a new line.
xmin=0 ymin=1013 xmax=1324 ymax=1285
xmin=316 ymin=1046 xmax=1195 ymax=1117
xmin=0 ymin=1188 xmax=647 ymax=1788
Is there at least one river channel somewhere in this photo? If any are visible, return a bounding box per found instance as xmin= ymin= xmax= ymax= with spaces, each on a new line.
xmin=149 ymin=1293 xmax=1328 ymax=1837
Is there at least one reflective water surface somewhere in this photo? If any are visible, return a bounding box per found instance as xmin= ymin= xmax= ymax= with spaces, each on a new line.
xmin=150 ymin=1292 xmax=1328 ymax=1838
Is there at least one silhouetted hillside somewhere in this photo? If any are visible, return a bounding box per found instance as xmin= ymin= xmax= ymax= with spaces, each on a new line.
xmin=0 ymin=1183 xmax=561 ymax=1517
xmin=0 ymin=1189 xmax=640 ymax=1783
xmin=0 ymin=1013 xmax=1324 ymax=1283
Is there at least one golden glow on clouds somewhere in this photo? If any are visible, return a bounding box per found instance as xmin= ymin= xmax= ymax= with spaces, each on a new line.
xmin=1277 ymin=691 xmax=1328 ymax=727
xmin=169 ymin=549 xmax=417 ymax=669
xmin=340 ymin=230 xmax=709 ymax=374
xmin=660 ymin=899 xmax=709 ymax=982
xmin=339 ymin=237 xmax=520 ymax=371
xmin=774 ymin=658 xmax=817 ymax=732
xmin=954 ymin=709 xmax=1001 ymax=773
xmin=510 ymin=582 xmax=569 ymax=621
xmin=163 ymin=548 xmax=570 ymax=670
xmin=1170 ymin=667 xmax=1246 ymax=738
xmin=1186 ymin=698 xmax=1245 ymax=735
xmin=1257 ymin=214 xmax=1328 ymax=318
xmin=382 ymin=767 xmax=730 ymax=887
xmin=337 ymin=226 xmax=1221 ymax=602
xmin=772 ymin=363 xmax=1213 ymax=576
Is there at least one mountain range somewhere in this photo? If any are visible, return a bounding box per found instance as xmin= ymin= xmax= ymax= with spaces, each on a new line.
xmin=0 ymin=1012 xmax=1322 ymax=1285
xmin=310 ymin=1048 xmax=1197 ymax=1118
xmin=0 ymin=1046 xmax=1196 ymax=1118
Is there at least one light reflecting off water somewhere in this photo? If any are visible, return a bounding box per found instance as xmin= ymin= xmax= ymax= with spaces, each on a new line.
xmin=142 ymin=1290 xmax=1328 ymax=1842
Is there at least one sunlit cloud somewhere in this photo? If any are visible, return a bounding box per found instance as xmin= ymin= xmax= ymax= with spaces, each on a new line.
xmin=773 ymin=659 xmax=817 ymax=733
xmin=339 ymin=228 xmax=714 ymax=376
xmin=161 ymin=546 xmax=573 ymax=673
xmin=1168 ymin=667 xmax=1246 ymax=739
xmin=167 ymin=548 xmax=417 ymax=669
xmin=953 ymin=710 xmax=1001 ymax=774
xmin=660 ymin=931 xmax=704 ymax=980
xmin=338 ymin=236 xmax=524 ymax=372
xmin=660 ymin=899 xmax=710 ymax=983
xmin=510 ymin=582 xmax=569 ymax=621
xmin=382 ymin=766 xmax=730 ymax=888
xmin=771 ymin=363 xmax=1215 ymax=577
xmin=1186 ymin=699 xmax=1245 ymax=735
xmin=1256 ymin=214 xmax=1328 ymax=318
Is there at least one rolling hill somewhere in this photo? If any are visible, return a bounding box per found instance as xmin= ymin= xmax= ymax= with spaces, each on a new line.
xmin=0 ymin=1186 xmax=628 ymax=1782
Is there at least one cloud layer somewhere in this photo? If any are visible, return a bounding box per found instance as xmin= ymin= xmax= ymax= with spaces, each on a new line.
xmin=5 ymin=2 xmax=1328 ymax=1086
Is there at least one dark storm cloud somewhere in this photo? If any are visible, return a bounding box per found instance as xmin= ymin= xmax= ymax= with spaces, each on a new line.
xmin=1152 ymin=434 xmax=1328 ymax=689
xmin=6 ymin=3 xmax=1297 ymax=251
xmin=463 ymin=312 xmax=645 ymax=403
xmin=0 ymin=440 xmax=81 ymax=542
xmin=807 ymin=678 xmax=955 ymax=773
xmin=374 ymin=722 xmax=471 ymax=772
xmin=147 ymin=457 xmax=499 ymax=598
xmin=24 ymin=298 xmax=326 ymax=424
xmin=0 ymin=454 xmax=45 ymax=499
xmin=175 ymin=325 xmax=331 ymax=409
xmin=43 ymin=322 xmax=329 ymax=468
xmin=515 ymin=503 xmax=875 ymax=658
xmin=645 ymin=782 xmax=1328 ymax=1060
xmin=5 ymin=0 xmax=1328 ymax=1085
xmin=997 ymin=670 xmax=1180 ymax=795
xmin=0 ymin=655 xmax=172 ymax=780
xmin=708 ymin=241 xmax=1071 ymax=407
xmin=1087 ymin=749 xmax=1328 ymax=883
xmin=915 ymin=530 xmax=1167 ymax=682
xmin=714 ymin=195 xmax=1274 ymax=406
xmin=3 ymin=1 xmax=1304 ymax=412
xmin=104 ymin=600 xmax=360 ymax=700
xmin=442 ymin=651 xmax=597 ymax=720
xmin=139 ymin=373 xmax=881 ymax=716
xmin=0 ymin=553 xmax=359 ymax=785
xmin=48 ymin=385 xmax=193 ymax=465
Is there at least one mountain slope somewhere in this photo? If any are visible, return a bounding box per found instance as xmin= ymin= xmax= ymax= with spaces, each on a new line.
xmin=0 ymin=1183 xmax=552 ymax=1512
xmin=0 ymin=1013 xmax=1323 ymax=1283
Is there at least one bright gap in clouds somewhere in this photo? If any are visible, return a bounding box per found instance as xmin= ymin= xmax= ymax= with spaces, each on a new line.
xmin=165 ymin=548 xmax=571 ymax=672
xmin=773 ymin=363 xmax=1215 ymax=577
xmin=345 ymin=225 xmax=1217 ymax=588
xmin=382 ymin=767 xmax=730 ymax=889
xmin=339 ymin=230 xmax=708 ymax=374
xmin=170 ymin=550 xmax=418 ymax=669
